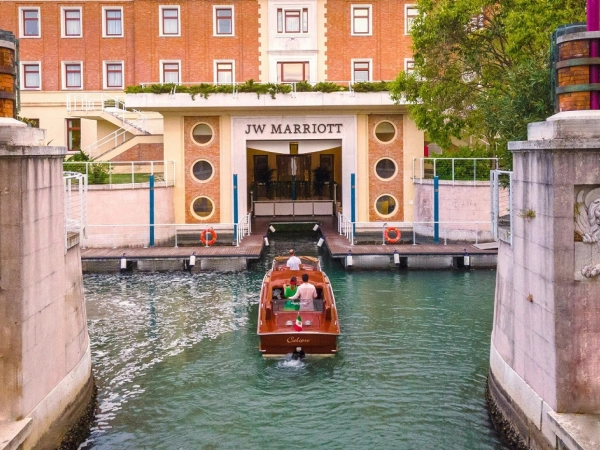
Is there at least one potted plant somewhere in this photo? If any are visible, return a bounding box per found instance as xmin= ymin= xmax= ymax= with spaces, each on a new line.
xmin=312 ymin=166 xmax=331 ymax=199
xmin=254 ymin=164 xmax=275 ymax=199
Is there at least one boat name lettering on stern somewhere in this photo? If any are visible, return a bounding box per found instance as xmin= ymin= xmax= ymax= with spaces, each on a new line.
xmin=244 ymin=123 xmax=343 ymax=134
xmin=287 ymin=337 xmax=310 ymax=344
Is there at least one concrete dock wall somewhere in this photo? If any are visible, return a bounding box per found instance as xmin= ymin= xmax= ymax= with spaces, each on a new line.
xmin=413 ymin=180 xmax=493 ymax=241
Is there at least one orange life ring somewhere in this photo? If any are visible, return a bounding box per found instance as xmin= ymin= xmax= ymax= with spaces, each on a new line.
xmin=384 ymin=227 xmax=401 ymax=244
xmin=200 ymin=228 xmax=217 ymax=246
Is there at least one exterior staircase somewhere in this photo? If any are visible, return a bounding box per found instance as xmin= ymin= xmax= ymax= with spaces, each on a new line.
xmin=66 ymin=93 xmax=161 ymax=160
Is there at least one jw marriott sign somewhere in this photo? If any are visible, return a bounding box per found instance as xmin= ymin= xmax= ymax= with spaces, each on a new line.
xmin=244 ymin=123 xmax=344 ymax=135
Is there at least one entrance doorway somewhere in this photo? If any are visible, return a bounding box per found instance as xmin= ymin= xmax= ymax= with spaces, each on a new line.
xmin=276 ymin=155 xmax=311 ymax=199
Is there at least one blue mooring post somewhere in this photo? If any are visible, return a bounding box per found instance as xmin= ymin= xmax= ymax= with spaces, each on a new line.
xmin=351 ymin=173 xmax=356 ymax=237
xmin=433 ymin=175 xmax=439 ymax=244
xmin=233 ymin=174 xmax=238 ymax=243
xmin=149 ymin=174 xmax=155 ymax=247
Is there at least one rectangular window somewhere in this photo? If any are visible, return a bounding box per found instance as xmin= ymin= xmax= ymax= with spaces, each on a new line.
xmin=160 ymin=6 xmax=180 ymax=36
xmin=214 ymin=7 xmax=234 ymax=35
xmin=64 ymin=62 xmax=83 ymax=89
xmin=277 ymin=8 xmax=309 ymax=34
xmin=285 ymin=10 xmax=300 ymax=33
xmin=277 ymin=62 xmax=308 ymax=82
xmin=21 ymin=8 xmax=40 ymax=37
xmin=66 ymin=119 xmax=81 ymax=152
xmin=62 ymin=8 xmax=82 ymax=37
xmin=405 ymin=58 xmax=415 ymax=74
xmin=104 ymin=8 xmax=123 ymax=37
xmin=22 ymin=63 xmax=41 ymax=89
xmin=215 ymin=61 xmax=234 ymax=84
xmin=352 ymin=60 xmax=370 ymax=82
xmin=105 ymin=62 xmax=124 ymax=89
xmin=405 ymin=5 xmax=417 ymax=34
xmin=161 ymin=61 xmax=180 ymax=83
xmin=351 ymin=5 xmax=371 ymax=36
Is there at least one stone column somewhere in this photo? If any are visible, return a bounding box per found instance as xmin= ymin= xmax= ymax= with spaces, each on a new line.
xmin=0 ymin=119 xmax=94 ymax=449
xmin=489 ymin=111 xmax=600 ymax=449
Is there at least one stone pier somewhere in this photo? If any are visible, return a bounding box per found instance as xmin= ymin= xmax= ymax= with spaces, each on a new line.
xmin=0 ymin=118 xmax=95 ymax=448
xmin=488 ymin=111 xmax=600 ymax=449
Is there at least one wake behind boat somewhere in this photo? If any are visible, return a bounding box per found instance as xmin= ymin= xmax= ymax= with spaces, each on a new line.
xmin=257 ymin=256 xmax=340 ymax=357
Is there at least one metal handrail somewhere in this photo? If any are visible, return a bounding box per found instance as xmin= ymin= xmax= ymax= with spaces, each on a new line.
xmin=62 ymin=160 xmax=176 ymax=188
xmin=66 ymin=93 xmax=149 ymax=158
xmin=63 ymin=171 xmax=88 ymax=252
xmin=339 ymin=219 xmax=492 ymax=246
xmin=83 ymin=222 xmax=245 ymax=249
xmin=412 ymin=157 xmax=499 ymax=185
xmin=491 ymin=169 xmax=513 ymax=246
xmin=235 ymin=213 xmax=252 ymax=246
xmin=338 ymin=212 xmax=354 ymax=245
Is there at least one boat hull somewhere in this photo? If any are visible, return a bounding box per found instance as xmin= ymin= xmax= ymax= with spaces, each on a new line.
xmin=258 ymin=332 xmax=338 ymax=356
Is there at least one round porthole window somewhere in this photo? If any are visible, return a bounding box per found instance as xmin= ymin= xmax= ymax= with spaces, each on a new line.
xmin=192 ymin=123 xmax=213 ymax=145
xmin=375 ymin=158 xmax=397 ymax=180
xmin=191 ymin=196 xmax=215 ymax=219
xmin=374 ymin=121 xmax=396 ymax=142
xmin=191 ymin=160 xmax=214 ymax=182
xmin=375 ymin=194 xmax=397 ymax=217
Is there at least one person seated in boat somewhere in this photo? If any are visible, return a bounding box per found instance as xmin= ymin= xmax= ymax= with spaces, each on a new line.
xmin=286 ymin=249 xmax=301 ymax=270
xmin=283 ymin=276 xmax=298 ymax=298
xmin=289 ymin=273 xmax=317 ymax=311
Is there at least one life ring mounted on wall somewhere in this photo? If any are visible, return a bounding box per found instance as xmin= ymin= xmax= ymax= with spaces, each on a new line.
xmin=384 ymin=227 xmax=401 ymax=244
xmin=200 ymin=228 xmax=218 ymax=246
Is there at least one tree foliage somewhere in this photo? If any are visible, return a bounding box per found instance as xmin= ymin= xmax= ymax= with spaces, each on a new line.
xmin=389 ymin=0 xmax=585 ymax=165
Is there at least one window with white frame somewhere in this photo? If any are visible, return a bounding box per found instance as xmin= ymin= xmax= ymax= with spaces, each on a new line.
xmin=276 ymin=62 xmax=308 ymax=82
xmin=104 ymin=62 xmax=124 ymax=89
xmin=277 ymin=7 xmax=308 ymax=34
xmin=351 ymin=5 xmax=371 ymax=36
xmin=405 ymin=5 xmax=417 ymax=35
xmin=62 ymin=7 xmax=82 ymax=37
xmin=352 ymin=60 xmax=371 ymax=82
xmin=215 ymin=61 xmax=234 ymax=84
xmin=160 ymin=61 xmax=180 ymax=83
xmin=214 ymin=6 xmax=234 ymax=36
xmin=63 ymin=62 xmax=83 ymax=89
xmin=404 ymin=58 xmax=415 ymax=74
xmin=159 ymin=6 xmax=180 ymax=36
xmin=21 ymin=62 xmax=41 ymax=89
xmin=103 ymin=7 xmax=123 ymax=37
xmin=20 ymin=7 xmax=40 ymax=38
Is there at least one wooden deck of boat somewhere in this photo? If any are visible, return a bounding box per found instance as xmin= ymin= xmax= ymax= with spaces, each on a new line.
xmin=81 ymin=215 xmax=497 ymax=261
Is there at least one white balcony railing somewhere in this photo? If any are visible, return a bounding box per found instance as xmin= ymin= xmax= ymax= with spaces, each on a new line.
xmin=62 ymin=160 xmax=176 ymax=188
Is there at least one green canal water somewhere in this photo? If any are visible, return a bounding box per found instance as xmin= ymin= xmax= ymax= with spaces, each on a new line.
xmin=81 ymin=235 xmax=508 ymax=449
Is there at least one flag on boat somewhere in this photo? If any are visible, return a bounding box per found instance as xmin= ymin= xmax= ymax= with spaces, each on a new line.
xmin=294 ymin=314 xmax=302 ymax=332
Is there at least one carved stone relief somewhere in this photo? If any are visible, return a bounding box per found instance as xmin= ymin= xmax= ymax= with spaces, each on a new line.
xmin=574 ymin=185 xmax=600 ymax=280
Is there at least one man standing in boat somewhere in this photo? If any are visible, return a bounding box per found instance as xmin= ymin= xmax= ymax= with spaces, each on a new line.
xmin=286 ymin=249 xmax=301 ymax=270
xmin=289 ymin=273 xmax=317 ymax=311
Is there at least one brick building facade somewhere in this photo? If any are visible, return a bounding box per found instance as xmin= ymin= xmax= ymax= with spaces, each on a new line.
xmin=0 ymin=0 xmax=424 ymax=226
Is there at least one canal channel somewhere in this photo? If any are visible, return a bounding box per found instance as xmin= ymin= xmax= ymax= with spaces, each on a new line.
xmin=80 ymin=233 xmax=508 ymax=449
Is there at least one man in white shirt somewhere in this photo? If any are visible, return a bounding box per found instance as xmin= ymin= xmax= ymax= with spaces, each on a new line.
xmin=286 ymin=249 xmax=301 ymax=270
xmin=290 ymin=273 xmax=317 ymax=311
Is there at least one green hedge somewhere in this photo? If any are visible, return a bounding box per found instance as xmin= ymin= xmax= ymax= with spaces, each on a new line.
xmin=125 ymin=79 xmax=393 ymax=100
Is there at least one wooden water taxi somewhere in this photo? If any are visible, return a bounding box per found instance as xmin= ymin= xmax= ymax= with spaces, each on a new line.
xmin=257 ymin=256 xmax=340 ymax=357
